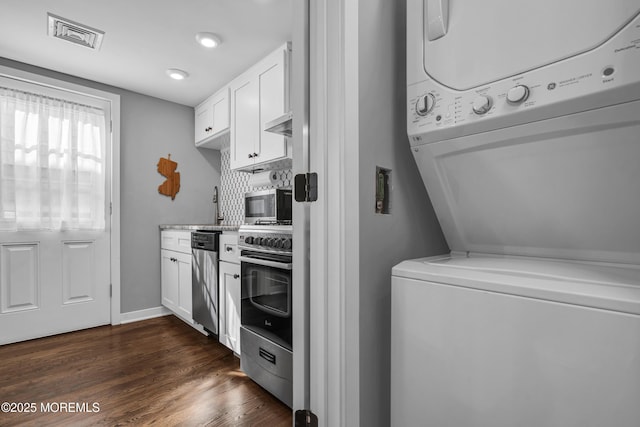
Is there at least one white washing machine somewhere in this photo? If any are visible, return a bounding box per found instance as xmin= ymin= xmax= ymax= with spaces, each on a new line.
xmin=392 ymin=0 xmax=640 ymax=426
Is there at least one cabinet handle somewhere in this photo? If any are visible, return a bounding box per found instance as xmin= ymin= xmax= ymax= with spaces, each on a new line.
xmin=233 ymin=274 xmax=239 ymax=279
xmin=226 ymin=246 xmax=233 ymax=252
xmin=248 ymin=153 xmax=253 ymax=158
xmin=253 ymin=152 xmax=259 ymax=158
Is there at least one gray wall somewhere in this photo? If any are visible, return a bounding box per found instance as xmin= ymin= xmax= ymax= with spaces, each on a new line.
xmin=0 ymin=57 xmax=221 ymax=314
xmin=357 ymin=1 xmax=448 ymax=425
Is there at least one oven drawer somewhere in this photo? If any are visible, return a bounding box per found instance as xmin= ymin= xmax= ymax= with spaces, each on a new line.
xmin=219 ymin=232 xmax=239 ymax=263
xmin=240 ymin=326 xmax=292 ymax=407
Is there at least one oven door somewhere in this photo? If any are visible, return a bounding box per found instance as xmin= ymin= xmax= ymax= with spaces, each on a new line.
xmin=240 ymin=250 xmax=293 ymax=347
xmin=240 ymin=250 xmax=292 ymax=317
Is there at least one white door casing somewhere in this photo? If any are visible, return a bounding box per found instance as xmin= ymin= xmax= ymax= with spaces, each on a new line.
xmin=0 ymin=66 xmax=121 ymax=344
xmin=292 ymin=0 xmax=311 ymax=416
xmin=302 ymin=0 xmax=360 ymax=425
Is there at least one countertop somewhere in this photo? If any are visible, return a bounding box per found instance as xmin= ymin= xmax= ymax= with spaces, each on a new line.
xmin=159 ymin=224 xmax=241 ymax=232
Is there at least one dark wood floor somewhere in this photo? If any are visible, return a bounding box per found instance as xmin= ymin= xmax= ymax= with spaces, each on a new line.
xmin=0 ymin=315 xmax=292 ymax=426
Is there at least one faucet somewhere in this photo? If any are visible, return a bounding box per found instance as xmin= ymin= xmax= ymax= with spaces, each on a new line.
xmin=213 ymin=186 xmax=224 ymax=225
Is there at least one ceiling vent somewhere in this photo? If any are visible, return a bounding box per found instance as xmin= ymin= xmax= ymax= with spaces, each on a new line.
xmin=47 ymin=13 xmax=105 ymax=50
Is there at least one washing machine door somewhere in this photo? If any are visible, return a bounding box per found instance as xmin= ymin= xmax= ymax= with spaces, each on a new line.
xmin=423 ymin=0 xmax=640 ymax=91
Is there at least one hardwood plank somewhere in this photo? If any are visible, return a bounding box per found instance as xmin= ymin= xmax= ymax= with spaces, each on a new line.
xmin=0 ymin=315 xmax=292 ymax=426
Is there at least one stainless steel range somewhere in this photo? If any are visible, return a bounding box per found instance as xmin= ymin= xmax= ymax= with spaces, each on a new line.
xmin=238 ymin=223 xmax=293 ymax=408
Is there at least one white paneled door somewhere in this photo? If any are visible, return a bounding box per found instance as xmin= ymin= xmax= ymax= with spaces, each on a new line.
xmin=0 ymin=75 xmax=112 ymax=345
xmin=0 ymin=231 xmax=111 ymax=344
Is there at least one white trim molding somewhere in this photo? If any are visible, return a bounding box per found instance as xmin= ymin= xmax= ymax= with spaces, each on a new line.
xmin=292 ymin=0 xmax=312 ymax=414
xmin=309 ymin=0 xmax=360 ymax=425
xmin=119 ymin=306 xmax=172 ymax=324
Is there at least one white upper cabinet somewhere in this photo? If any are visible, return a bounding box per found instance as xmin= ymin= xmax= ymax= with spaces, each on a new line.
xmin=230 ymin=42 xmax=291 ymax=171
xmin=194 ymin=87 xmax=230 ymax=149
xmin=231 ymin=77 xmax=260 ymax=169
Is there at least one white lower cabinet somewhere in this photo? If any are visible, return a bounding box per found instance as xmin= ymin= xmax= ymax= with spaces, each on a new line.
xmin=219 ymin=231 xmax=241 ymax=354
xmin=160 ymin=231 xmax=194 ymax=324
xmin=219 ymin=261 xmax=241 ymax=354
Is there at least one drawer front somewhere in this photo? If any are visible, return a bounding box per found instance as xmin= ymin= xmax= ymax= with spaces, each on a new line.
xmin=161 ymin=230 xmax=192 ymax=254
xmin=219 ymin=232 xmax=239 ymax=263
xmin=240 ymin=326 xmax=292 ymax=407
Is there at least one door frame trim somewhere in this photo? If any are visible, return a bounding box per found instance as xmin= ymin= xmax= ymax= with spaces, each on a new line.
xmin=307 ymin=0 xmax=361 ymax=425
xmin=0 ymin=64 xmax=122 ymax=325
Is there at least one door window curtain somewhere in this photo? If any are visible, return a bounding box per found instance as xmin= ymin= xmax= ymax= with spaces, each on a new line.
xmin=0 ymin=86 xmax=106 ymax=231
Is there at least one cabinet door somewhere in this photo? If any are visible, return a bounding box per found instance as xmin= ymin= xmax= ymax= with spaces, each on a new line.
xmin=256 ymin=46 xmax=288 ymax=164
xmin=219 ymin=261 xmax=241 ymax=354
xmin=230 ymin=76 xmax=259 ymax=170
xmin=194 ymin=98 xmax=213 ymax=144
xmin=211 ymin=87 xmax=230 ymax=136
xmin=175 ymin=251 xmax=193 ymax=321
xmin=161 ymin=249 xmax=179 ymax=312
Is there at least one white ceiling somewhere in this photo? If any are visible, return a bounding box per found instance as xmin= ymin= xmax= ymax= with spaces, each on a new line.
xmin=0 ymin=0 xmax=292 ymax=107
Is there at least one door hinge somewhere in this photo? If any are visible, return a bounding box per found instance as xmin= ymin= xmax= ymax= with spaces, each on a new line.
xmin=109 ymin=284 xmax=113 ymax=297
xmin=294 ymin=172 xmax=318 ymax=202
xmin=295 ymin=410 xmax=318 ymax=427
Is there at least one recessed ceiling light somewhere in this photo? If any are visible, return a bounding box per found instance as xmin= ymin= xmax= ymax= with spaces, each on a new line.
xmin=166 ymin=68 xmax=189 ymax=80
xmin=195 ymin=32 xmax=221 ymax=48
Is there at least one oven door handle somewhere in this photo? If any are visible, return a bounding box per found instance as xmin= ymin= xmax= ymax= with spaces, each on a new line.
xmin=239 ymin=255 xmax=293 ymax=271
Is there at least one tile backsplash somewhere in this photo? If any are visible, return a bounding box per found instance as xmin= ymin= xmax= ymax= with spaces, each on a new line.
xmin=219 ymin=148 xmax=292 ymax=225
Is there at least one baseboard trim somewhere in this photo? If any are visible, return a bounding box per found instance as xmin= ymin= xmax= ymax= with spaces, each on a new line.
xmin=120 ymin=306 xmax=172 ymax=324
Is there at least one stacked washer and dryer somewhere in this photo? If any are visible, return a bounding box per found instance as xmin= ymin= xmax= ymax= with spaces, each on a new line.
xmin=392 ymin=1 xmax=640 ymax=426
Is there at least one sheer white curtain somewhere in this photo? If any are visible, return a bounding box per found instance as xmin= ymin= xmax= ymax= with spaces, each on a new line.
xmin=0 ymin=86 xmax=106 ymax=231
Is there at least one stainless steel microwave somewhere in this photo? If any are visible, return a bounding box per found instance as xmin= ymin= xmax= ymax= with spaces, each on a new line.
xmin=244 ymin=189 xmax=292 ymax=224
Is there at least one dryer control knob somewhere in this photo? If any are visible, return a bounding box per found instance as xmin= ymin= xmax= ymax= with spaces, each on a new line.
xmin=415 ymin=93 xmax=436 ymax=116
xmin=507 ymin=85 xmax=530 ymax=105
xmin=472 ymin=95 xmax=492 ymax=115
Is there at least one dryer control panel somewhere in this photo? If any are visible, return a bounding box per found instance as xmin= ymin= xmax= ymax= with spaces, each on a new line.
xmin=408 ymin=12 xmax=640 ymax=146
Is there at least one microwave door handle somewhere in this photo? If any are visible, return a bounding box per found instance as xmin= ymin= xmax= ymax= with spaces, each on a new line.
xmin=425 ymin=0 xmax=449 ymax=41
xmin=239 ymin=256 xmax=293 ymax=271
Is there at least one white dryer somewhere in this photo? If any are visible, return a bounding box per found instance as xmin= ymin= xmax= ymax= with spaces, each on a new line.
xmin=393 ymin=1 xmax=640 ymax=426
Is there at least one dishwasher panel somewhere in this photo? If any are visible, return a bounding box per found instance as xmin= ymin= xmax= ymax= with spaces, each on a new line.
xmin=192 ymin=231 xmax=220 ymax=335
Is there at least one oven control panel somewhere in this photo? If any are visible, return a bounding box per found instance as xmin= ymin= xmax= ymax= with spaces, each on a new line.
xmin=241 ymin=234 xmax=292 ymax=250
xmin=238 ymin=225 xmax=293 ymax=253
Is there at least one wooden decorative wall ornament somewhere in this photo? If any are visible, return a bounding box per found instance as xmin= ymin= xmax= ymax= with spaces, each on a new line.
xmin=157 ymin=154 xmax=181 ymax=200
